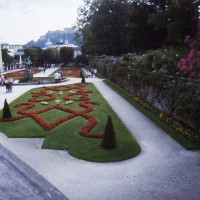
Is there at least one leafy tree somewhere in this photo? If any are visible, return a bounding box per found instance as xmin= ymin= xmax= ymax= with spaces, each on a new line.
xmin=60 ymin=47 xmax=74 ymax=64
xmin=78 ymin=0 xmax=130 ymax=55
xmin=2 ymin=49 xmax=14 ymax=67
xmin=24 ymin=47 xmax=42 ymax=67
xmin=148 ymin=0 xmax=198 ymax=45
xmin=41 ymin=48 xmax=60 ymax=67
xmin=167 ymin=0 xmax=198 ymax=44
xmin=75 ymin=55 xmax=88 ymax=67
xmin=127 ymin=1 xmax=160 ymax=51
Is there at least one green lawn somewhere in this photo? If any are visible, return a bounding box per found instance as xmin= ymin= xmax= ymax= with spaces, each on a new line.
xmin=0 ymin=82 xmax=141 ymax=162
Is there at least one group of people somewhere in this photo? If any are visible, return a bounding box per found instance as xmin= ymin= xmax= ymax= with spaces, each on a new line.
xmin=90 ymin=68 xmax=97 ymax=78
xmin=0 ymin=74 xmax=14 ymax=92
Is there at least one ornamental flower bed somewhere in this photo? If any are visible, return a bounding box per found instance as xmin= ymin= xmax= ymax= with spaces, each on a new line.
xmin=0 ymin=83 xmax=102 ymax=138
xmin=5 ymin=70 xmax=25 ymax=78
xmin=61 ymin=67 xmax=81 ymax=77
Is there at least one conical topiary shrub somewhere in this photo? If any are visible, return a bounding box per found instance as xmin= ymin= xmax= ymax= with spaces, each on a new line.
xmin=101 ymin=115 xmax=118 ymax=149
xmin=81 ymin=75 xmax=85 ymax=83
xmin=2 ymin=99 xmax=12 ymax=119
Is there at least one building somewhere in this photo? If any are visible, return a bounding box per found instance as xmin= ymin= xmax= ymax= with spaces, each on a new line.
xmin=43 ymin=38 xmax=81 ymax=58
xmin=1 ymin=43 xmax=23 ymax=57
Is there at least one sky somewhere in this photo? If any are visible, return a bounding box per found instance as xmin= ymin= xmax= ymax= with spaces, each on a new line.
xmin=0 ymin=0 xmax=84 ymax=45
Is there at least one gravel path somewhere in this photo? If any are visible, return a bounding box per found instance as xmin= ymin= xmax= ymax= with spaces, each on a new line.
xmin=0 ymin=69 xmax=200 ymax=200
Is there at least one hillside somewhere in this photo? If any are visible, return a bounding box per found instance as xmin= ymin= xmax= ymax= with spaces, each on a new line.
xmin=25 ymin=27 xmax=77 ymax=48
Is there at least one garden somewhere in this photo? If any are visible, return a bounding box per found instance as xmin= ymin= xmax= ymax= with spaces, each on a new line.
xmin=0 ymin=82 xmax=141 ymax=162
xmin=89 ymin=48 xmax=200 ymax=150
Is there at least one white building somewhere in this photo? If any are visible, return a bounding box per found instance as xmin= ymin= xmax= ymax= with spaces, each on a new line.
xmin=43 ymin=38 xmax=81 ymax=58
xmin=1 ymin=43 xmax=23 ymax=56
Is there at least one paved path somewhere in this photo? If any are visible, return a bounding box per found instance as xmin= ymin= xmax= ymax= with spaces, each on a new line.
xmin=0 ymin=69 xmax=200 ymax=200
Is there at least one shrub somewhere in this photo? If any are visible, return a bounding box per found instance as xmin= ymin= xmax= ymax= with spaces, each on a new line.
xmin=2 ymin=99 xmax=12 ymax=119
xmin=101 ymin=115 xmax=118 ymax=149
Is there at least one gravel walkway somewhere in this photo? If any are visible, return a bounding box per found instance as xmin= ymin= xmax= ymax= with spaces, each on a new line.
xmin=0 ymin=69 xmax=200 ymax=200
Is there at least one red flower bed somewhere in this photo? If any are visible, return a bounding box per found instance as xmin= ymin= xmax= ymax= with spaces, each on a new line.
xmin=1 ymin=83 xmax=103 ymax=138
xmin=61 ymin=67 xmax=81 ymax=77
xmin=5 ymin=70 xmax=25 ymax=78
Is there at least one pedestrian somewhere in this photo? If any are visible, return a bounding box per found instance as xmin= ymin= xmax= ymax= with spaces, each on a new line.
xmin=0 ymin=74 xmax=5 ymax=86
xmin=91 ymin=68 xmax=94 ymax=78
xmin=8 ymin=77 xmax=14 ymax=92
xmin=54 ymin=71 xmax=61 ymax=83
xmin=4 ymin=76 xmax=10 ymax=92
xmin=93 ymin=68 xmax=97 ymax=77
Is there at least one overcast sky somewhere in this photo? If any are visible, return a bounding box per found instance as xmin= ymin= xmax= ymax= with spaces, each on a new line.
xmin=0 ymin=0 xmax=84 ymax=45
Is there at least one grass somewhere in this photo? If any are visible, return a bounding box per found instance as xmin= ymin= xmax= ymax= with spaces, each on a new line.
xmin=0 ymin=82 xmax=141 ymax=162
xmin=104 ymin=79 xmax=200 ymax=150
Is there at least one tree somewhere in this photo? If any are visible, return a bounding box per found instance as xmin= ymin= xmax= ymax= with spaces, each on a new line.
xmin=101 ymin=115 xmax=118 ymax=149
xmin=148 ymin=0 xmax=198 ymax=45
xmin=60 ymin=47 xmax=74 ymax=64
xmin=2 ymin=48 xmax=14 ymax=67
xmin=24 ymin=47 xmax=42 ymax=67
xmin=128 ymin=1 xmax=160 ymax=51
xmin=41 ymin=48 xmax=60 ymax=67
xmin=2 ymin=99 xmax=12 ymax=119
xmin=77 ymin=0 xmax=130 ymax=55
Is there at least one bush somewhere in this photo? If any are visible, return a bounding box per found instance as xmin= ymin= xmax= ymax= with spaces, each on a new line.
xmin=2 ymin=99 xmax=12 ymax=119
xmin=101 ymin=115 xmax=118 ymax=149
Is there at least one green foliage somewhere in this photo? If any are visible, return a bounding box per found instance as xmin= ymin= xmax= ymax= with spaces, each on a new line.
xmin=104 ymin=79 xmax=200 ymax=149
xmin=60 ymin=47 xmax=74 ymax=64
xmin=41 ymin=48 xmax=61 ymax=66
xmin=2 ymin=49 xmax=14 ymax=67
xmin=2 ymin=99 xmax=12 ymax=119
xmin=77 ymin=0 xmax=199 ymax=54
xmin=101 ymin=115 xmax=118 ymax=149
xmin=88 ymin=48 xmax=200 ymax=140
xmin=24 ymin=47 xmax=42 ymax=67
xmin=75 ymin=55 xmax=88 ymax=66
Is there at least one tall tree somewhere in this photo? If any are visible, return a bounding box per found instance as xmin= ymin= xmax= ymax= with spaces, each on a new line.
xmin=60 ymin=47 xmax=74 ymax=64
xmin=41 ymin=48 xmax=60 ymax=67
xmin=2 ymin=49 xmax=14 ymax=67
xmin=24 ymin=47 xmax=42 ymax=67
xmin=148 ymin=0 xmax=199 ymax=45
xmin=77 ymin=0 xmax=130 ymax=56
xmin=127 ymin=1 xmax=160 ymax=51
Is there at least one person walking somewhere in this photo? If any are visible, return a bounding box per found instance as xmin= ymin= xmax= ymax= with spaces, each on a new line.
xmin=54 ymin=71 xmax=61 ymax=83
xmin=8 ymin=77 xmax=13 ymax=92
xmin=3 ymin=76 xmax=14 ymax=92
xmin=4 ymin=76 xmax=10 ymax=92
xmin=0 ymin=74 xmax=5 ymax=86
xmin=93 ymin=68 xmax=97 ymax=78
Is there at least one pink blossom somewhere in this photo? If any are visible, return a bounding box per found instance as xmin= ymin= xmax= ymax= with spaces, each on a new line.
xmin=177 ymin=58 xmax=186 ymax=71
xmin=187 ymin=51 xmax=194 ymax=63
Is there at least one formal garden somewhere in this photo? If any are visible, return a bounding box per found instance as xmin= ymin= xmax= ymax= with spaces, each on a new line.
xmin=0 ymin=82 xmax=140 ymax=162
xmin=1 ymin=0 xmax=199 ymax=162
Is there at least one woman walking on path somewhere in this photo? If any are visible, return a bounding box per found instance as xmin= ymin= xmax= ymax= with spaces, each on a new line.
xmin=4 ymin=76 xmax=13 ymax=92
